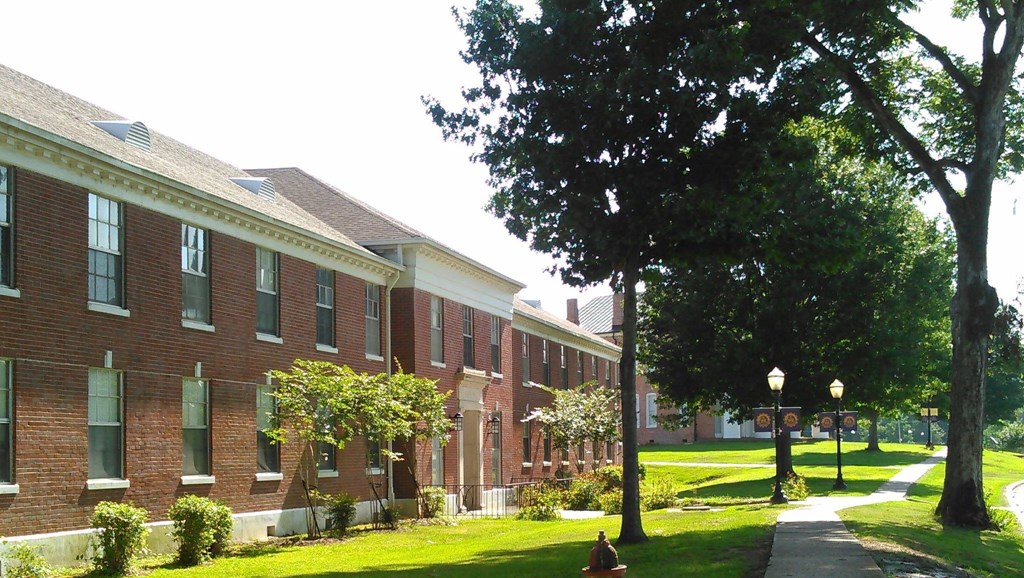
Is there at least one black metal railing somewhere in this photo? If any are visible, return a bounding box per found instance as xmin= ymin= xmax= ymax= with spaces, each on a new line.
xmin=424 ymin=478 xmax=571 ymax=518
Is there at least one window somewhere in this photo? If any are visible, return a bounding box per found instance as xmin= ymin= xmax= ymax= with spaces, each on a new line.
xmin=560 ymin=346 xmax=568 ymax=389
xmin=605 ymin=440 xmax=614 ymax=464
xmin=521 ymin=334 xmax=530 ymax=385
xmin=319 ymin=441 xmax=336 ymax=471
xmin=182 ymin=379 xmax=210 ymax=476
xmin=591 ymin=356 xmax=597 ymax=381
xmin=577 ymin=352 xmax=583 ymax=385
xmin=88 ymin=193 xmax=124 ymax=307
xmin=181 ymin=225 xmax=210 ymax=323
xmin=646 ymin=393 xmax=659 ymax=428
xmin=635 ymin=394 xmax=641 ymax=429
xmin=462 ymin=305 xmax=474 ymax=368
xmin=490 ymin=316 xmax=500 ymax=373
xmin=542 ymin=426 xmax=551 ymax=463
xmin=522 ymin=418 xmax=531 ymax=463
xmin=256 ymin=248 xmax=279 ymax=336
xmin=0 ymin=166 xmax=13 ymax=288
xmin=88 ymin=369 xmax=123 ymax=479
xmin=431 ymin=296 xmax=444 ymax=363
xmin=365 ymin=283 xmax=381 ymax=356
xmin=0 ymin=359 xmax=11 ymax=484
xmin=256 ymin=385 xmax=279 ymax=473
xmin=605 ymin=360 xmax=611 ymax=386
xmin=431 ymin=437 xmax=444 ymax=485
xmin=367 ymin=438 xmax=382 ymax=471
xmin=316 ymin=268 xmax=335 ymax=347
xmin=542 ymin=339 xmax=550 ymax=385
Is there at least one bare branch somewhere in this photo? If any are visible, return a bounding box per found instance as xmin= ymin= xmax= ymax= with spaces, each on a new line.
xmin=801 ymin=32 xmax=963 ymax=213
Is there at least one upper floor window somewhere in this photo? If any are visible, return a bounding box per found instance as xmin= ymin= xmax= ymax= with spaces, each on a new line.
xmin=0 ymin=359 xmax=11 ymax=484
xmin=521 ymin=333 xmax=530 ymax=385
xmin=591 ymin=356 xmax=597 ymax=381
xmin=490 ymin=316 xmax=501 ymax=373
xmin=256 ymin=384 xmax=279 ymax=473
xmin=605 ymin=360 xmax=611 ymax=386
xmin=365 ymin=283 xmax=381 ymax=356
xmin=577 ymin=351 xmax=584 ymax=384
xmin=0 ymin=166 xmax=13 ymax=288
xmin=88 ymin=368 xmax=123 ymax=480
xmin=256 ymin=248 xmax=279 ymax=336
xmin=462 ymin=305 xmax=474 ymax=368
xmin=88 ymin=193 xmax=124 ymax=307
xmin=316 ymin=268 xmax=335 ymax=347
xmin=182 ymin=379 xmax=210 ymax=476
xmin=560 ymin=346 xmax=568 ymax=388
xmin=542 ymin=339 xmax=550 ymax=385
xmin=181 ymin=225 xmax=210 ymax=323
xmin=431 ymin=296 xmax=444 ymax=363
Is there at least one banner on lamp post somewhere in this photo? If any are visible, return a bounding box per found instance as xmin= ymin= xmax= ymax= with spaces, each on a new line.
xmin=818 ymin=412 xmax=837 ymax=433
xmin=840 ymin=411 xmax=858 ymax=432
xmin=753 ymin=408 xmax=773 ymax=433
xmin=780 ymin=407 xmax=802 ymax=432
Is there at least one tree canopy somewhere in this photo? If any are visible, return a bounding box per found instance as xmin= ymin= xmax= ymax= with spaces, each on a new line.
xmin=528 ymin=383 xmax=621 ymax=473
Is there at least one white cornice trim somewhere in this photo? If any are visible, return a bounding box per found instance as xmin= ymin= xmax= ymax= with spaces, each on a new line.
xmin=513 ymin=312 xmax=620 ymax=361
xmin=362 ymin=239 xmax=524 ymax=294
xmin=0 ymin=118 xmax=401 ymax=284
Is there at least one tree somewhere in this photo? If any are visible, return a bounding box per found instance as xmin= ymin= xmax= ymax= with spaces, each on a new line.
xmin=427 ymin=0 xmax=813 ymax=543
xmin=266 ymin=360 xmax=449 ymax=536
xmin=986 ymin=302 xmax=1024 ymax=424
xmin=529 ymin=383 xmax=621 ymax=474
xmin=733 ymin=0 xmax=1024 ymax=527
xmin=639 ymin=122 xmax=955 ymax=461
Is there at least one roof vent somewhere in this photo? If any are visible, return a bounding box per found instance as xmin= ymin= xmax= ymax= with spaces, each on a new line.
xmin=230 ymin=177 xmax=276 ymax=201
xmin=90 ymin=120 xmax=151 ymax=152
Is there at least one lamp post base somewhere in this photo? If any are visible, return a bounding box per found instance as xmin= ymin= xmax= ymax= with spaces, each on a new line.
xmin=770 ymin=481 xmax=789 ymax=504
xmin=832 ymin=478 xmax=847 ymax=491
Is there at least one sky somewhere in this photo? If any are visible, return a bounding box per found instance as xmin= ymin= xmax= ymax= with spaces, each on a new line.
xmin=1 ymin=1 xmax=1021 ymax=318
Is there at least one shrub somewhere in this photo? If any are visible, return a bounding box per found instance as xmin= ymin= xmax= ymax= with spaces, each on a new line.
xmin=515 ymin=485 xmax=561 ymax=521
xmin=592 ymin=466 xmax=623 ymax=492
xmin=419 ymin=486 xmax=446 ymax=519
xmin=598 ymin=489 xmax=623 ymax=515
xmin=2 ymin=541 xmax=53 ymax=578
xmin=638 ymin=462 xmax=647 ymax=481
xmin=990 ymin=421 xmax=1024 ymax=452
xmin=90 ymin=501 xmax=150 ymax=575
xmin=640 ymin=476 xmax=678 ymax=511
xmin=168 ymin=495 xmax=234 ymax=566
xmin=323 ymin=492 xmax=358 ymax=533
xmin=565 ymin=476 xmax=602 ymax=510
xmin=782 ymin=472 xmax=810 ymax=500
xmin=376 ymin=505 xmax=400 ymax=529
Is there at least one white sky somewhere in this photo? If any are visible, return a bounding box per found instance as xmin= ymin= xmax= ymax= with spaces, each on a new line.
xmin=1 ymin=1 xmax=1021 ymax=317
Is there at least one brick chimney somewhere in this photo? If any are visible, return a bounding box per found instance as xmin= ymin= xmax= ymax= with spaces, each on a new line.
xmin=611 ymin=292 xmax=624 ymax=333
xmin=567 ymin=298 xmax=580 ymax=325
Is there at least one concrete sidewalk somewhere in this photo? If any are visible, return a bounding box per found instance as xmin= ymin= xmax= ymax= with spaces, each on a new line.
xmin=763 ymin=449 xmax=947 ymax=578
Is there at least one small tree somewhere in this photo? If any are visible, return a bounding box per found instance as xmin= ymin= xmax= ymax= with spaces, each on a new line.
xmin=529 ymin=383 xmax=621 ymax=475
xmin=266 ymin=360 xmax=449 ymax=536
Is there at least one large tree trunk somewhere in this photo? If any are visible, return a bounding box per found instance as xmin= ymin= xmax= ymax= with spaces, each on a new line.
xmin=937 ymin=193 xmax=997 ymax=528
xmin=617 ymin=263 xmax=648 ymax=544
xmin=866 ymin=409 xmax=880 ymax=452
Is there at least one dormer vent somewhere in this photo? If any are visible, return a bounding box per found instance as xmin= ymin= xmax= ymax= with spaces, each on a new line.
xmin=230 ymin=177 xmax=276 ymax=201
xmin=90 ymin=120 xmax=151 ymax=152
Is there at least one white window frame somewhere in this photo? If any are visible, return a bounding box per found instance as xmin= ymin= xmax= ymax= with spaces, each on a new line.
xmin=560 ymin=345 xmax=567 ymax=388
xmin=646 ymin=393 xmax=658 ymax=429
xmin=0 ymin=166 xmax=14 ymax=292
xmin=522 ymin=418 xmax=532 ymax=464
xmin=430 ymin=295 xmax=444 ymax=364
xmin=182 ymin=378 xmax=211 ymax=478
xmin=88 ymin=368 xmax=124 ymax=482
xmin=462 ymin=305 xmax=474 ymax=368
xmin=256 ymin=384 xmax=280 ymax=475
xmin=431 ymin=436 xmax=444 ymax=486
xmin=316 ymin=268 xmax=335 ymax=348
xmin=365 ymin=283 xmax=381 ymax=357
xmin=0 ymin=359 xmax=13 ymax=487
xmin=577 ymin=351 xmax=583 ymax=384
xmin=87 ymin=193 xmax=125 ymax=308
xmin=181 ymin=224 xmax=210 ymax=325
xmin=490 ymin=315 xmax=501 ymax=374
xmin=521 ymin=333 xmax=530 ymax=385
xmin=542 ymin=339 xmax=549 ymax=385
xmin=256 ymin=248 xmax=279 ymax=337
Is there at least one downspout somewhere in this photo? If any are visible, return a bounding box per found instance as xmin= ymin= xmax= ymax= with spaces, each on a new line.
xmin=385 ymin=269 xmax=400 ymax=505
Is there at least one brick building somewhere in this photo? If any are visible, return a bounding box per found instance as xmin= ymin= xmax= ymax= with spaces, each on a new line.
xmin=0 ymin=64 xmax=621 ymax=564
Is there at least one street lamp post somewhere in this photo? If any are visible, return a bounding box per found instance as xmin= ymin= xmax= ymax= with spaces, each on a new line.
xmin=768 ymin=367 xmax=788 ymax=504
xmin=829 ymin=379 xmax=847 ymax=491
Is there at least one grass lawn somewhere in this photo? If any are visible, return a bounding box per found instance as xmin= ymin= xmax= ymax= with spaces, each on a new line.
xmin=842 ymin=449 xmax=1024 ymax=577
xmin=94 ymin=508 xmax=778 ymax=578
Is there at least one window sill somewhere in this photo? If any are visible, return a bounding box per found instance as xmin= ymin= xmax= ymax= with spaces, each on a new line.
xmin=491 ymin=372 xmax=503 ymax=380
xmin=318 ymin=470 xmax=339 ymax=479
xmin=542 ymin=461 xmax=552 ymax=467
xmin=365 ymin=354 xmax=385 ymax=362
xmin=316 ymin=344 xmax=339 ymax=354
xmin=366 ymin=467 xmax=384 ymax=476
xmin=0 ymin=483 xmax=20 ymax=495
xmin=87 ymin=302 xmax=131 ymax=318
xmin=87 ymin=478 xmax=130 ymax=490
xmin=181 ymin=475 xmax=216 ymax=486
xmin=606 ymin=459 xmax=613 ymax=464
xmin=255 ymin=472 xmax=284 ymax=482
xmin=0 ymin=286 xmax=21 ymax=299
xmin=182 ymin=319 xmax=216 ymax=332
xmin=430 ymin=361 xmax=447 ymax=369
xmin=521 ymin=462 xmax=533 ymax=468
xmin=256 ymin=333 xmax=283 ymax=345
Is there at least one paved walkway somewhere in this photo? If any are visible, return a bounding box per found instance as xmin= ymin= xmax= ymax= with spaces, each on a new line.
xmin=763 ymin=448 xmax=948 ymax=578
